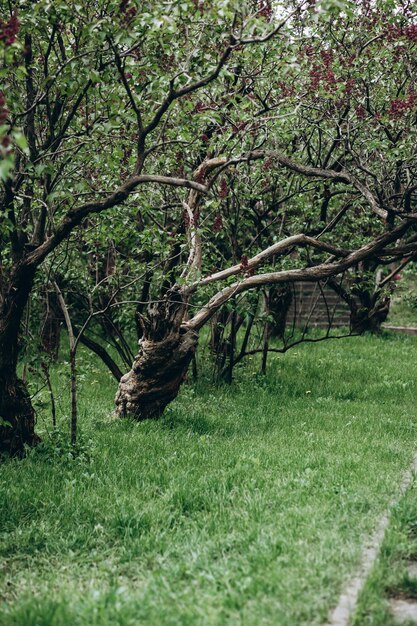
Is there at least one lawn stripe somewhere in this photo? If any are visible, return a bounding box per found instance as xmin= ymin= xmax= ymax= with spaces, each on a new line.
xmin=326 ymin=452 xmax=417 ymax=626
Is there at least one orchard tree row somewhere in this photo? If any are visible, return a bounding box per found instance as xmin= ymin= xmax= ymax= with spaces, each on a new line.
xmin=1 ymin=0 xmax=417 ymax=454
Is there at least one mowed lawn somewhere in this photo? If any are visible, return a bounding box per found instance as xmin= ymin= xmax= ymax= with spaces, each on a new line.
xmin=1 ymin=333 xmax=417 ymax=626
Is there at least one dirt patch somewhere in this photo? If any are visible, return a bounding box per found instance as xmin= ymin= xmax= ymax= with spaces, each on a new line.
xmin=389 ymin=597 xmax=417 ymax=623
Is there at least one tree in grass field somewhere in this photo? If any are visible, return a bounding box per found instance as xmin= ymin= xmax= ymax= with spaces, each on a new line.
xmin=1 ymin=0 xmax=417 ymax=454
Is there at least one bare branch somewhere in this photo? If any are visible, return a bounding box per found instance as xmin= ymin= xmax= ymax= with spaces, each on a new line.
xmin=185 ymin=234 xmax=350 ymax=291
xmin=181 ymin=201 xmax=202 ymax=280
xmin=187 ymin=219 xmax=416 ymax=330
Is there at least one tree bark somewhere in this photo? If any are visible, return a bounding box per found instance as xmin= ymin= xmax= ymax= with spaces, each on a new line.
xmin=0 ymin=265 xmax=38 ymax=455
xmin=350 ymin=295 xmax=390 ymax=334
xmin=114 ymin=291 xmax=198 ymax=420
xmin=268 ymin=284 xmax=293 ymax=338
xmin=328 ymin=276 xmax=390 ymax=335
xmin=40 ymin=289 xmax=62 ymax=360
xmin=0 ymin=371 xmax=37 ymax=456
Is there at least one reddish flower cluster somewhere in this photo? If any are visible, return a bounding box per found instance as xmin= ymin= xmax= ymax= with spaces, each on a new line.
xmin=263 ymin=157 xmax=273 ymax=170
xmin=278 ymin=81 xmax=295 ymax=97
xmin=0 ymin=12 xmax=19 ymax=46
xmin=355 ymin=104 xmax=366 ymax=119
xmin=232 ymin=121 xmax=247 ymax=134
xmin=385 ymin=23 xmax=401 ymax=41
xmin=393 ymin=45 xmax=407 ymax=61
xmin=201 ymin=132 xmax=209 ymax=142
xmin=320 ymin=49 xmax=333 ymax=68
xmin=388 ymin=92 xmax=417 ymax=117
xmin=219 ymin=178 xmax=229 ymax=199
xmin=240 ymin=254 xmax=254 ymax=276
xmin=195 ymin=166 xmax=206 ymax=183
xmin=183 ymin=209 xmax=199 ymax=228
xmin=192 ymin=0 xmax=205 ymax=12
xmin=258 ymin=0 xmax=273 ymax=20
xmin=309 ymin=63 xmax=336 ymax=90
xmin=194 ymin=101 xmax=218 ymax=113
xmin=213 ymin=213 xmax=223 ymax=232
xmin=344 ymin=78 xmax=356 ymax=95
xmin=240 ymin=254 xmax=249 ymax=270
xmin=385 ymin=22 xmax=417 ymax=43
xmin=119 ymin=0 xmax=136 ymax=24
xmin=405 ymin=24 xmax=417 ymax=42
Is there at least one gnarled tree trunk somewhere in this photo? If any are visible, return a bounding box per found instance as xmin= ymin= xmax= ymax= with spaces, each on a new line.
xmin=0 ymin=370 xmax=37 ymax=456
xmin=114 ymin=291 xmax=198 ymax=420
xmin=350 ymin=294 xmax=390 ymax=334
xmin=0 ymin=265 xmax=38 ymax=455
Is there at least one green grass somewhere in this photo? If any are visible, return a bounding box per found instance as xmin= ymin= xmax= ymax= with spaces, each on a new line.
xmin=387 ymin=300 xmax=417 ymax=327
xmin=353 ymin=479 xmax=417 ymax=626
xmin=1 ymin=333 xmax=417 ymax=625
xmin=386 ymin=269 xmax=417 ymax=327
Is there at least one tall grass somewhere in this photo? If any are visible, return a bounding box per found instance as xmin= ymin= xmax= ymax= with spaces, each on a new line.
xmin=1 ymin=333 xmax=417 ymax=625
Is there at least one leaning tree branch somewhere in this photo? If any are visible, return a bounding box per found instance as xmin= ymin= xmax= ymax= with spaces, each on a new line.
xmin=187 ymin=218 xmax=416 ymax=330
xmin=23 ymin=174 xmax=208 ymax=270
xmin=185 ymin=234 xmax=350 ymax=291
xmin=378 ymin=253 xmax=417 ymax=288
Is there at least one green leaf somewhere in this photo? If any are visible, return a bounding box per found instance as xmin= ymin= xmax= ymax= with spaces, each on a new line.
xmin=13 ymin=132 xmax=29 ymax=154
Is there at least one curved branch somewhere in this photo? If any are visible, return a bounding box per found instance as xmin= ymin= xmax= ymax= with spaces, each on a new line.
xmin=141 ymin=3 xmax=308 ymax=140
xmin=185 ymin=234 xmax=350 ymax=291
xmin=248 ymin=150 xmax=387 ymax=219
xmin=23 ymin=174 xmax=208 ymax=269
xmin=203 ymin=149 xmax=386 ymax=220
xmin=181 ymin=201 xmax=202 ymax=280
xmin=232 ymin=332 xmax=359 ymax=367
xmin=187 ymin=219 xmax=416 ymax=330
xmin=75 ymin=330 xmax=123 ymax=381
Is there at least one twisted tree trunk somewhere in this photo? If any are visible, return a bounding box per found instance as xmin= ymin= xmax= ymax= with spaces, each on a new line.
xmin=114 ymin=291 xmax=198 ymax=420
